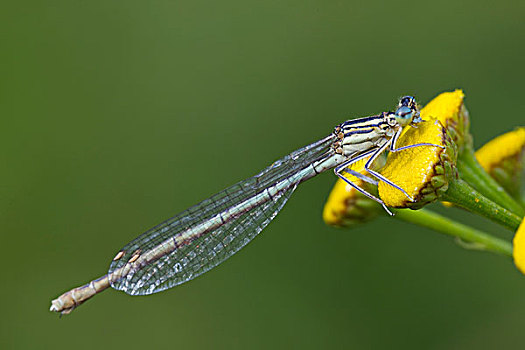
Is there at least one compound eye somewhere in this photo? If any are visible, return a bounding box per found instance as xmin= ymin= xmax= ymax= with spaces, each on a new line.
xmin=396 ymin=106 xmax=413 ymax=119
xmin=399 ymin=96 xmax=416 ymax=108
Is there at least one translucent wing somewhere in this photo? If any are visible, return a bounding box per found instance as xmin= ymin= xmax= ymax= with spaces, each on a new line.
xmin=109 ymin=134 xmax=336 ymax=295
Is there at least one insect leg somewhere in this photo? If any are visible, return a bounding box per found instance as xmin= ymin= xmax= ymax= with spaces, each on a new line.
xmin=334 ymin=149 xmax=393 ymax=215
xmin=390 ymin=128 xmax=445 ymax=152
xmin=343 ymin=168 xmax=378 ymax=186
xmin=364 ymin=139 xmax=415 ymax=201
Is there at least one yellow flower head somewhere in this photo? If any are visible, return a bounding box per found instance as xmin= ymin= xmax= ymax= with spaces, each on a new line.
xmin=475 ymin=127 xmax=525 ymax=197
xmin=476 ymin=128 xmax=525 ymax=171
xmin=513 ymin=217 xmax=525 ymax=274
xmin=420 ymin=89 xmax=470 ymax=152
xmin=378 ymin=119 xmax=457 ymax=208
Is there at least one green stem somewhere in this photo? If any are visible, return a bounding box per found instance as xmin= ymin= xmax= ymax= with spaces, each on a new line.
xmin=393 ymin=208 xmax=513 ymax=257
xmin=442 ymin=179 xmax=522 ymax=231
xmin=459 ymin=148 xmax=525 ymax=216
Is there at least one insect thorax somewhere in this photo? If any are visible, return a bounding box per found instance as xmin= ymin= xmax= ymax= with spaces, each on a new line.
xmin=333 ymin=112 xmax=398 ymax=157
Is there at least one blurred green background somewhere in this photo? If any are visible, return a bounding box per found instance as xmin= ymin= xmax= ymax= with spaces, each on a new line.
xmin=1 ymin=0 xmax=524 ymax=349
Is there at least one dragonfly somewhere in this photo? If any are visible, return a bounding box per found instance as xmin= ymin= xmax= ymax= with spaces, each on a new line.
xmin=50 ymin=96 xmax=442 ymax=314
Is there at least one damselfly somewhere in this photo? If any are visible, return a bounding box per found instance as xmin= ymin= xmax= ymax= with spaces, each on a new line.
xmin=50 ymin=96 xmax=442 ymax=314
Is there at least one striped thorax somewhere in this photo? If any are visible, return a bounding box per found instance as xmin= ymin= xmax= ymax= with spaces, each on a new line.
xmin=333 ymin=112 xmax=398 ymax=157
xmin=332 ymin=95 xmax=422 ymax=157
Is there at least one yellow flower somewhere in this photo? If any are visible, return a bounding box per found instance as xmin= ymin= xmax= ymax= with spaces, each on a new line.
xmin=476 ymin=127 xmax=525 ymax=171
xmin=378 ymin=119 xmax=456 ymax=208
xmin=475 ymin=127 xmax=525 ymax=197
xmin=513 ymin=217 xmax=525 ymax=274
